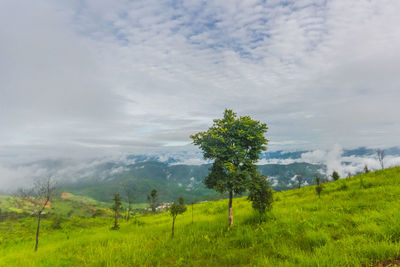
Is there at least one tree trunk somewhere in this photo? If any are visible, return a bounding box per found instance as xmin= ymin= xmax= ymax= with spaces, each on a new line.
xmin=35 ymin=212 xmax=41 ymax=252
xmin=127 ymin=206 xmax=130 ymax=221
xmin=228 ymin=190 xmax=233 ymax=228
xmin=114 ymin=212 xmax=118 ymax=229
xmin=171 ymin=217 xmax=175 ymax=238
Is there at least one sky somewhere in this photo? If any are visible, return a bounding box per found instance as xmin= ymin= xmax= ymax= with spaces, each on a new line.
xmin=1 ymin=0 xmax=400 ymax=163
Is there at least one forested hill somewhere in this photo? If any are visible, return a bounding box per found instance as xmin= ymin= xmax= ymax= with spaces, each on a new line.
xmin=60 ymin=161 xmax=324 ymax=203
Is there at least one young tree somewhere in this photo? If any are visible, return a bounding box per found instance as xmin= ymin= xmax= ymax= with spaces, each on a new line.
xmin=191 ymin=201 xmax=194 ymax=224
xmin=332 ymin=171 xmax=340 ymax=181
xmin=169 ymin=197 xmax=187 ymax=238
xmin=364 ymin=165 xmax=370 ymax=173
xmin=191 ymin=109 xmax=268 ymax=228
xmin=16 ymin=177 xmax=56 ymax=251
xmin=315 ymin=174 xmax=323 ymax=198
xmin=376 ymin=149 xmax=385 ymax=169
xmin=124 ymin=186 xmax=134 ymax=221
xmin=248 ymin=173 xmax=273 ymax=214
xmin=296 ymin=174 xmax=303 ymax=189
xmin=147 ymin=189 xmax=158 ymax=213
xmin=111 ymin=194 xmax=122 ymax=230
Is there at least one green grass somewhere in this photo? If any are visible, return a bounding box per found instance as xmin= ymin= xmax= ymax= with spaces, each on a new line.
xmin=1 ymin=167 xmax=400 ymax=266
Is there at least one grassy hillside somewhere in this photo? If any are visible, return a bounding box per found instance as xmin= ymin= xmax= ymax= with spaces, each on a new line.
xmin=0 ymin=193 xmax=115 ymax=219
xmin=1 ymin=167 xmax=400 ymax=266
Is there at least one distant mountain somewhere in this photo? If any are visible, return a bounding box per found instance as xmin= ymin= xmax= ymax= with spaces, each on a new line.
xmin=60 ymin=161 xmax=325 ymax=203
xmin=261 ymin=150 xmax=308 ymax=160
xmin=3 ymin=146 xmax=398 ymax=202
xmin=343 ymin=147 xmax=400 ymax=157
xmin=61 ymin=161 xmax=216 ymax=203
xmin=260 ymin=147 xmax=400 ymax=161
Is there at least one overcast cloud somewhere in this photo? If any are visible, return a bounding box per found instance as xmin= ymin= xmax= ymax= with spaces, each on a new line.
xmin=1 ymin=0 xmax=400 ymax=162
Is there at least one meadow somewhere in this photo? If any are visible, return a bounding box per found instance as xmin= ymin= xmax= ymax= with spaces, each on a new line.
xmin=1 ymin=167 xmax=400 ymax=266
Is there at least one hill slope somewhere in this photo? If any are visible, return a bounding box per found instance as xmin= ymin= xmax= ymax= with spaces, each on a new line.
xmin=1 ymin=167 xmax=400 ymax=266
xmin=61 ymin=161 xmax=324 ymax=203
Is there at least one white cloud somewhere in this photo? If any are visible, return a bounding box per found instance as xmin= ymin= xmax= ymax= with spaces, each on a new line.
xmin=0 ymin=0 xmax=399 ymax=164
xmin=300 ymin=145 xmax=400 ymax=177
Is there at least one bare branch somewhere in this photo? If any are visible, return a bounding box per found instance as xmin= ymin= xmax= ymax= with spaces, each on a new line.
xmin=376 ymin=149 xmax=385 ymax=170
xmin=15 ymin=176 xmax=57 ymax=215
xmin=14 ymin=176 xmax=57 ymax=252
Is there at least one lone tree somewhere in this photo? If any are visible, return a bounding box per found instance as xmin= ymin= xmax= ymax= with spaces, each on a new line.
xmin=376 ymin=149 xmax=385 ymax=169
xmin=332 ymin=171 xmax=340 ymax=181
xmin=16 ymin=177 xmax=56 ymax=251
xmin=147 ymin=189 xmax=158 ymax=213
xmin=191 ymin=109 xmax=268 ymax=228
xmin=111 ymin=194 xmax=122 ymax=230
xmin=124 ymin=185 xmax=134 ymax=221
xmin=169 ymin=197 xmax=187 ymax=238
xmin=315 ymin=174 xmax=323 ymax=198
xmin=248 ymin=173 xmax=273 ymax=214
xmin=191 ymin=201 xmax=194 ymax=224
xmin=295 ymin=174 xmax=303 ymax=189
xmin=364 ymin=165 xmax=370 ymax=173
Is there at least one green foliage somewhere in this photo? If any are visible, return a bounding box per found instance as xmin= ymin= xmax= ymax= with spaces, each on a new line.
xmin=360 ymin=176 xmax=372 ymax=189
xmin=92 ymin=209 xmax=106 ymax=218
xmin=338 ymin=181 xmax=349 ymax=191
xmin=111 ymin=194 xmax=122 ymax=230
xmin=191 ymin=109 xmax=268 ymax=195
xmin=111 ymin=194 xmax=122 ymax=213
xmin=1 ymin=168 xmax=400 ymax=266
xmin=170 ymin=197 xmax=187 ymax=218
xmin=296 ymin=174 xmax=303 ymax=188
xmin=147 ymin=189 xmax=158 ymax=213
xmin=191 ymin=109 xmax=268 ymax=227
xmin=248 ymin=173 xmax=273 ymax=214
xmin=170 ymin=197 xmax=187 ymax=237
xmin=50 ymin=215 xmax=63 ymax=230
xmin=332 ymin=171 xmax=340 ymax=181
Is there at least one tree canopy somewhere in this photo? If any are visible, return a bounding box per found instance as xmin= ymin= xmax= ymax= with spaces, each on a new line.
xmin=191 ymin=109 xmax=268 ymax=195
xmin=191 ymin=109 xmax=268 ymax=227
xmin=332 ymin=171 xmax=340 ymax=181
xmin=147 ymin=189 xmax=158 ymax=213
xmin=248 ymin=173 xmax=273 ymax=214
xmin=170 ymin=197 xmax=187 ymax=237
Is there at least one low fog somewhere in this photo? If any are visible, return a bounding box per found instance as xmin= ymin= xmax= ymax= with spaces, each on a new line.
xmin=1 ymin=146 xmax=399 ymax=193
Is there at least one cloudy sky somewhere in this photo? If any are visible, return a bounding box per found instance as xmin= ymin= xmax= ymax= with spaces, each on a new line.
xmin=1 ymin=0 xmax=400 ymax=162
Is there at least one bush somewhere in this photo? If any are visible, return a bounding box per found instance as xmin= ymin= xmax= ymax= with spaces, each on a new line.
xmin=244 ymin=211 xmax=274 ymax=225
xmin=92 ymin=209 xmax=106 ymax=218
xmin=338 ymin=181 xmax=349 ymax=191
xmin=332 ymin=171 xmax=340 ymax=181
xmin=248 ymin=173 xmax=273 ymax=214
xmin=51 ymin=216 xmax=63 ymax=229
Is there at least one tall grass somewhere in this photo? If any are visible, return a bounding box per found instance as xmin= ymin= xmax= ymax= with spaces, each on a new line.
xmin=1 ymin=167 xmax=400 ymax=266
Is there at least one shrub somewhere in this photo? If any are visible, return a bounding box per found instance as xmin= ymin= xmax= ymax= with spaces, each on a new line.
xmin=332 ymin=171 xmax=340 ymax=181
xmin=51 ymin=216 xmax=63 ymax=230
xmin=248 ymin=173 xmax=273 ymax=214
